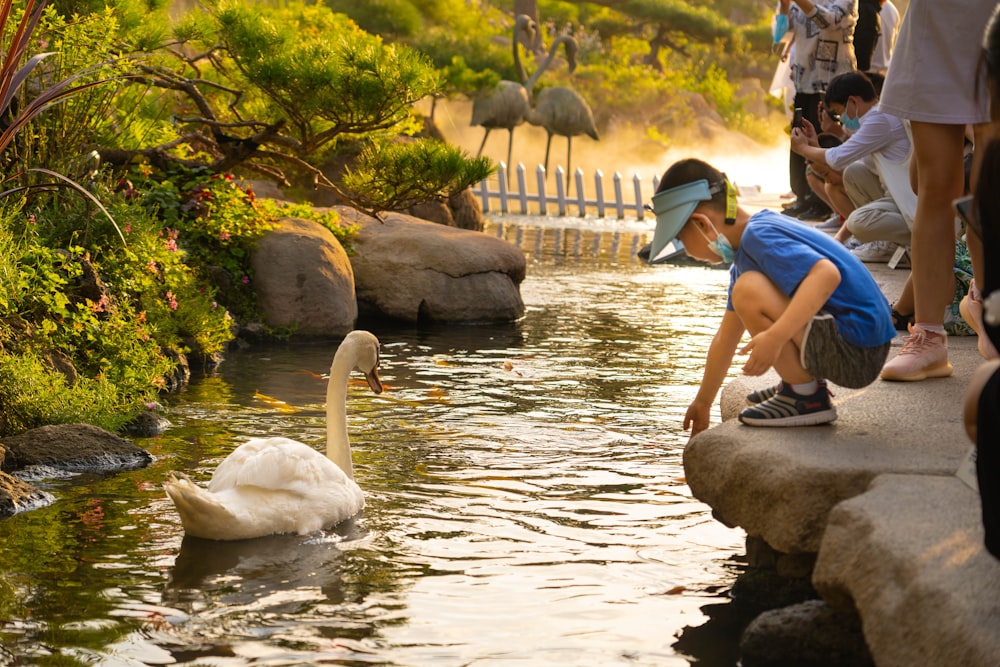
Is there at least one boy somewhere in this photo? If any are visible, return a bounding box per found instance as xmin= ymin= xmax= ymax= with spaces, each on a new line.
xmin=648 ymin=158 xmax=896 ymax=435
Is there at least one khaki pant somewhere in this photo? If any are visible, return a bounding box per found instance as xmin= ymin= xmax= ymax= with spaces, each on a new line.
xmin=842 ymin=161 xmax=911 ymax=246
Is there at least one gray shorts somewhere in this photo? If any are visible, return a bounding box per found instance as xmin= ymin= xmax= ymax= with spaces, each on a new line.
xmin=801 ymin=313 xmax=890 ymax=388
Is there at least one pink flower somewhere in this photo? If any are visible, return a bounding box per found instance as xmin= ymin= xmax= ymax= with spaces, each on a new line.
xmin=147 ymin=260 xmax=159 ymax=274
xmin=242 ymin=275 xmax=250 ymax=284
xmin=219 ymin=231 xmax=231 ymax=241
xmin=165 ymin=291 xmax=178 ymax=310
xmin=124 ymin=223 xmax=132 ymax=233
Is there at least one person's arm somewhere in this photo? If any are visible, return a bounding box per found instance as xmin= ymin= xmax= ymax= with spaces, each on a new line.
xmin=684 ymin=309 xmax=745 ymax=437
xmin=798 ymin=0 xmax=855 ymax=27
xmin=964 ymin=360 xmax=1000 ymax=442
xmin=740 ymin=259 xmax=842 ymax=376
xmin=791 ymin=128 xmax=831 ymax=167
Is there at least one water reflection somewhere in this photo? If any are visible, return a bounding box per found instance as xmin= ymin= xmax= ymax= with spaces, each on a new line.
xmin=0 ymin=222 xmax=748 ymax=666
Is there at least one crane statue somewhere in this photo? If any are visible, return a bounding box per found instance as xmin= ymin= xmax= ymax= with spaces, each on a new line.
xmin=524 ymin=38 xmax=599 ymax=189
xmin=470 ymin=17 xmax=579 ymax=180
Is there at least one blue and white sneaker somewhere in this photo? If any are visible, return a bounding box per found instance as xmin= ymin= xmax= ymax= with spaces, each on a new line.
xmin=739 ymin=381 xmax=836 ymax=427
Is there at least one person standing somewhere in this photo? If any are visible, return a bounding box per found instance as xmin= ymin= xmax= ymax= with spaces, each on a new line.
xmin=775 ymin=0 xmax=859 ymax=221
xmin=877 ymin=0 xmax=997 ymax=381
xmin=853 ymin=0 xmax=881 ymax=72
xmin=868 ymin=0 xmax=900 ymax=74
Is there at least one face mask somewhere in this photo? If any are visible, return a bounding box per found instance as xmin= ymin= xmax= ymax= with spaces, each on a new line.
xmin=708 ymin=229 xmax=737 ymax=264
xmin=842 ymin=99 xmax=861 ymax=132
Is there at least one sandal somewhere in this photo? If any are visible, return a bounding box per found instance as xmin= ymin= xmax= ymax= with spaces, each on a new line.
xmin=891 ymin=307 xmax=914 ymax=332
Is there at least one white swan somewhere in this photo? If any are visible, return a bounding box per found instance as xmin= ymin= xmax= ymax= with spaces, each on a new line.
xmin=164 ymin=330 xmax=383 ymax=540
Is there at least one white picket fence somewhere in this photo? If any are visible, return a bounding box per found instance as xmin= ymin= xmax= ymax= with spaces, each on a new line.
xmin=475 ymin=162 xmax=661 ymax=221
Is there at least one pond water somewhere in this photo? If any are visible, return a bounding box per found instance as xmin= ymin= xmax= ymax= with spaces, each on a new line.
xmin=0 ymin=214 xmax=749 ymax=666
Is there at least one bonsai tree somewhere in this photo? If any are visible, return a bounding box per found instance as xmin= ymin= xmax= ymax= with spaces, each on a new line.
xmin=97 ymin=0 xmax=492 ymax=219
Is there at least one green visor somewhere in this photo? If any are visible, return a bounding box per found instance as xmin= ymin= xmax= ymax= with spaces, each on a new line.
xmin=647 ymin=179 xmax=712 ymax=264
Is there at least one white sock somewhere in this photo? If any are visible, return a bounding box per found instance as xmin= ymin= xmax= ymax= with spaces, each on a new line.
xmin=791 ymin=380 xmax=819 ymax=395
xmin=915 ymin=323 xmax=947 ymax=335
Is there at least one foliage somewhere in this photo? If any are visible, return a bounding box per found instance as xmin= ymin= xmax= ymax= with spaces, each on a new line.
xmin=0 ymin=216 xmax=176 ymax=435
xmin=324 ymin=0 xmax=424 ymax=39
xmin=124 ymin=166 xmax=360 ymax=320
xmin=341 ymin=138 xmax=494 ymax=215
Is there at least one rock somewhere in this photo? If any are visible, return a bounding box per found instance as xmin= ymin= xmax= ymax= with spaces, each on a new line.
xmin=684 ymin=338 xmax=979 ymax=554
xmin=342 ymin=208 xmax=526 ymax=324
xmin=124 ymin=409 xmax=172 ymax=438
xmin=0 ymin=468 xmax=54 ymax=519
xmin=239 ymin=179 xmax=290 ymax=202
xmin=250 ymin=217 xmax=357 ymax=337
xmin=740 ymin=599 xmax=873 ymax=667
xmin=813 ymin=474 xmax=1000 ymax=667
xmin=0 ymin=423 xmax=153 ymax=473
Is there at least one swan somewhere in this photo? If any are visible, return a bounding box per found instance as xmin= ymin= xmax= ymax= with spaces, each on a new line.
xmin=164 ymin=330 xmax=383 ymax=541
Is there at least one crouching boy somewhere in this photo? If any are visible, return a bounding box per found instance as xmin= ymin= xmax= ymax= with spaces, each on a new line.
xmin=649 ymin=158 xmax=896 ymax=435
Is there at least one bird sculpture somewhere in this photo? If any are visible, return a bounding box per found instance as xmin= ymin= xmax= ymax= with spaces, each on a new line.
xmin=471 ymin=17 xmax=578 ymax=176
xmin=524 ymin=39 xmax=599 ymax=187
xmin=163 ymin=330 xmax=383 ymax=541
xmin=471 ymin=14 xmax=536 ymax=170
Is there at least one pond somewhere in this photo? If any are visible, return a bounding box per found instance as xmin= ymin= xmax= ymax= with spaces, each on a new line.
xmin=0 ymin=214 xmax=749 ymax=666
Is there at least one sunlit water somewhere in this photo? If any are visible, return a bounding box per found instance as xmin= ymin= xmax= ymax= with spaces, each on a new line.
xmin=0 ymin=214 xmax=749 ymax=666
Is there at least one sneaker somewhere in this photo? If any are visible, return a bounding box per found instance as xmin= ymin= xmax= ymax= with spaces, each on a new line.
xmin=851 ymin=240 xmax=899 ymax=263
xmin=880 ymin=324 xmax=953 ymax=381
xmin=796 ymin=201 xmax=833 ymax=221
xmin=815 ymin=214 xmax=843 ymax=232
xmin=738 ymin=382 xmax=837 ymax=427
xmin=959 ymin=284 xmax=1000 ymax=359
xmin=746 ymin=379 xmax=830 ymax=405
xmin=746 ymin=382 xmax=782 ymax=405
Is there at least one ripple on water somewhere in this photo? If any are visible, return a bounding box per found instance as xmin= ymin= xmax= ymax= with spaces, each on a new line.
xmin=0 ymin=244 xmax=747 ymax=666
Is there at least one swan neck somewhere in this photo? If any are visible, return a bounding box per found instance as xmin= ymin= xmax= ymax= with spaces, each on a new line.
xmin=326 ymin=348 xmax=355 ymax=480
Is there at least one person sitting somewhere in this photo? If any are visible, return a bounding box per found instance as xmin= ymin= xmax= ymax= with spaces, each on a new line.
xmin=790 ymin=71 xmax=912 ymax=263
xmin=803 ymin=103 xmax=851 ymax=233
xmin=646 ymin=158 xmax=895 ymax=435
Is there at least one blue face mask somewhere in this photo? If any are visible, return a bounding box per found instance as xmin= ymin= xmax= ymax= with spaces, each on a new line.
xmin=709 ymin=230 xmax=736 ymax=264
xmin=842 ymin=100 xmax=861 ymax=132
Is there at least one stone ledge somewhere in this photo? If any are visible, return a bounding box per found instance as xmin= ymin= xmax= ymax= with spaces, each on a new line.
xmin=685 ymin=335 xmax=978 ymax=555
xmin=813 ymin=474 xmax=1000 ymax=667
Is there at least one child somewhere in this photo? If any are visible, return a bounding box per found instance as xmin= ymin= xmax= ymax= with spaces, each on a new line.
xmin=648 ymin=158 xmax=896 ymax=435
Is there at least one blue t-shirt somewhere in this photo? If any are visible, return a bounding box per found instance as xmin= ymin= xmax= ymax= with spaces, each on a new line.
xmin=726 ymin=210 xmax=896 ymax=348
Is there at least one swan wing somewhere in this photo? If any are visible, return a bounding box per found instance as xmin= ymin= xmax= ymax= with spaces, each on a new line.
xmin=208 ymin=437 xmax=350 ymax=496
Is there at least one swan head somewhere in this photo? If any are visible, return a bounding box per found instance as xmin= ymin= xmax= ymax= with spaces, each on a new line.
xmin=341 ymin=330 xmax=382 ymax=394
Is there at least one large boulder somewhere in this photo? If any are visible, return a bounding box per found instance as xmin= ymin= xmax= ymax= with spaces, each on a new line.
xmin=342 ymin=208 xmax=526 ymax=324
xmin=251 ymin=217 xmax=357 ymax=337
xmin=0 ymin=423 xmax=153 ymax=473
xmin=813 ymin=474 xmax=1000 ymax=667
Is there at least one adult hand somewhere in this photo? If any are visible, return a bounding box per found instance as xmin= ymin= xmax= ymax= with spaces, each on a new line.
xmin=799 ymin=118 xmax=819 ymax=145
xmin=684 ymin=401 xmax=711 ymax=437
xmin=790 ymin=127 xmax=809 ymax=154
xmin=739 ymin=329 xmax=785 ymax=377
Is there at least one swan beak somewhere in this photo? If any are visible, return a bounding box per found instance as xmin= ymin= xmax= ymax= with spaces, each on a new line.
xmin=365 ymin=366 xmax=383 ymax=394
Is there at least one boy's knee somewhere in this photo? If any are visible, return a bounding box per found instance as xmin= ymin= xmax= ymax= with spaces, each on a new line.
xmin=732 ymin=270 xmax=770 ymax=301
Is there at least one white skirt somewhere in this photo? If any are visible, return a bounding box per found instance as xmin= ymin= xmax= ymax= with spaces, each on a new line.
xmin=879 ymin=0 xmax=995 ymax=124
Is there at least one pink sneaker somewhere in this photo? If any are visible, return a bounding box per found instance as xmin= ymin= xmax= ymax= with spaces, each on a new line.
xmin=880 ymin=325 xmax=953 ymax=381
xmin=959 ymin=284 xmax=1000 ymax=360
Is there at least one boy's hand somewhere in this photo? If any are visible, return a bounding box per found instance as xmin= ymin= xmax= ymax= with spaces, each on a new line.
xmin=739 ymin=329 xmax=785 ymax=376
xmin=684 ymin=401 xmax=711 ymax=437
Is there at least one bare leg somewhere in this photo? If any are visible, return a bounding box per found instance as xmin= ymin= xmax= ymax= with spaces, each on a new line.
xmin=894 ymin=273 xmax=914 ymax=315
xmin=909 ymin=121 xmax=965 ymax=325
xmin=731 ymin=270 xmax=813 ymax=384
